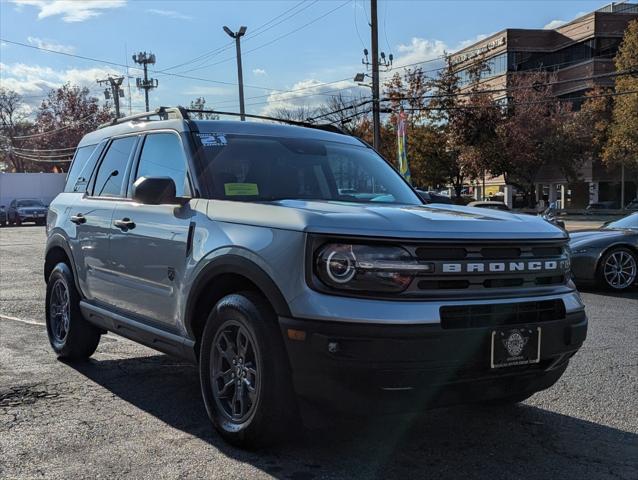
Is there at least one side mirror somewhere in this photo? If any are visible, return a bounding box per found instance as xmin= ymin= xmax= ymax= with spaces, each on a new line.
xmin=133 ymin=176 xmax=183 ymax=205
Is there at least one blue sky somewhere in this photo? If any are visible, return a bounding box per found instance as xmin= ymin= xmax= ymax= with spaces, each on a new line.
xmin=0 ymin=0 xmax=606 ymax=116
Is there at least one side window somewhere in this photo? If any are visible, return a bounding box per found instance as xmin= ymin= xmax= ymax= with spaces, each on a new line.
xmin=136 ymin=133 xmax=191 ymax=197
xmin=92 ymin=136 xmax=137 ymax=197
xmin=64 ymin=144 xmax=101 ymax=193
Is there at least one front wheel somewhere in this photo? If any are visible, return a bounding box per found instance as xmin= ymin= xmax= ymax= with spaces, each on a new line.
xmin=46 ymin=263 xmax=101 ymax=360
xmin=597 ymin=247 xmax=637 ymax=291
xmin=199 ymin=292 xmax=299 ymax=448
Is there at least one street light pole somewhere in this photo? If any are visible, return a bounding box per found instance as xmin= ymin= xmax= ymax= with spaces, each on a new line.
xmin=224 ymin=25 xmax=247 ymax=121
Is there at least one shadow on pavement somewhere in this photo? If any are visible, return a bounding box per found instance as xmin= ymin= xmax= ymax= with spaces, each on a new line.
xmin=69 ymin=353 xmax=637 ymax=480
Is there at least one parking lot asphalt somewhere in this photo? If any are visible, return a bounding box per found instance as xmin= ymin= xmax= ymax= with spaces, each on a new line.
xmin=1 ymin=226 xmax=637 ymax=480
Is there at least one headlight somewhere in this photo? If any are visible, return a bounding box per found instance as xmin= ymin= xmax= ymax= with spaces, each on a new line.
xmin=314 ymin=243 xmax=432 ymax=293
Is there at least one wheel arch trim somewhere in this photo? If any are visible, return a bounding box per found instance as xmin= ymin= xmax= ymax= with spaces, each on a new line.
xmin=44 ymin=231 xmax=84 ymax=297
xmin=184 ymin=254 xmax=291 ymax=339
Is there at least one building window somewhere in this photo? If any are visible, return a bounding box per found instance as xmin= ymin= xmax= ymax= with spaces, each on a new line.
xmin=457 ymin=52 xmax=508 ymax=86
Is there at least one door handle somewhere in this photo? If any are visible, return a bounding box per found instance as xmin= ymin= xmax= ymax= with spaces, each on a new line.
xmin=70 ymin=214 xmax=86 ymax=225
xmin=114 ymin=218 xmax=136 ymax=231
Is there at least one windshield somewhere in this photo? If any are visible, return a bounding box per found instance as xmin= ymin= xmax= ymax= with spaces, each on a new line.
xmin=194 ymin=133 xmax=421 ymax=205
xmin=17 ymin=200 xmax=44 ymax=207
xmin=604 ymin=214 xmax=638 ymax=230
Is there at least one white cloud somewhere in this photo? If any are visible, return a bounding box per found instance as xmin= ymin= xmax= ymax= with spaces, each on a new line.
xmin=13 ymin=0 xmax=126 ymax=22
xmin=0 ymin=62 xmax=147 ymax=112
xmin=392 ymin=33 xmax=493 ymax=71
xmin=544 ymin=19 xmax=566 ymax=29
xmin=146 ymin=8 xmax=192 ymax=20
xmin=27 ymin=36 xmax=75 ymax=54
xmin=252 ymin=68 xmax=267 ymax=76
xmin=181 ymin=86 xmax=232 ymax=97
xmin=259 ymin=79 xmax=367 ymax=117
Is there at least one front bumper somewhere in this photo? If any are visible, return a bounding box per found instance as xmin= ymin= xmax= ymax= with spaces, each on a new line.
xmin=280 ymin=310 xmax=587 ymax=413
xmin=17 ymin=213 xmax=47 ymax=222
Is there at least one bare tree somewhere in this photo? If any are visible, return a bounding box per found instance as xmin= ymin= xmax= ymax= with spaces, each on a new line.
xmin=272 ymin=104 xmax=317 ymax=123
xmin=314 ymin=92 xmax=371 ymax=134
xmin=189 ymin=97 xmax=219 ymax=120
xmin=0 ymin=88 xmax=34 ymax=172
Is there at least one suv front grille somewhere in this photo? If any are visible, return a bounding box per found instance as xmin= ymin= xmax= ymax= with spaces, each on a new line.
xmin=440 ymin=299 xmax=566 ymax=329
xmin=402 ymin=240 xmax=570 ymax=296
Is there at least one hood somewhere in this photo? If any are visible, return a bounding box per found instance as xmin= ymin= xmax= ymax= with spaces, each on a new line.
xmin=569 ymin=228 xmax=630 ymax=246
xmin=207 ymin=199 xmax=567 ymax=240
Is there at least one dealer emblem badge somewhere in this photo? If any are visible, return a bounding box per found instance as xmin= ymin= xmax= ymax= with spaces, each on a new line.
xmin=502 ymin=330 xmax=528 ymax=357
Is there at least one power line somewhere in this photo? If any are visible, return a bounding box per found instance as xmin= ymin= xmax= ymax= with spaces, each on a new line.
xmin=398 ymin=88 xmax=638 ymax=112
xmin=382 ymin=67 xmax=638 ymax=102
xmin=10 ymin=112 xmax=99 ymax=139
xmin=0 ymin=38 xmax=280 ymax=93
xmin=12 ymin=146 xmax=76 ymax=152
xmin=163 ymin=0 xmax=311 ymax=72
xmin=177 ymin=1 xmax=350 ymax=74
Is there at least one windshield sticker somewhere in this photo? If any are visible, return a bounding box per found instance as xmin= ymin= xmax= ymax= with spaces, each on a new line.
xmin=197 ymin=133 xmax=227 ymax=147
xmin=224 ymin=183 xmax=259 ymax=196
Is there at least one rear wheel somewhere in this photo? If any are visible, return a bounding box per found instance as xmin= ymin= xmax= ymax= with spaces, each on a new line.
xmin=597 ymin=247 xmax=637 ymax=291
xmin=199 ymin=292 xmax=299 ymax=448
xmin=45 ymin=263 xmax=101 ymax=360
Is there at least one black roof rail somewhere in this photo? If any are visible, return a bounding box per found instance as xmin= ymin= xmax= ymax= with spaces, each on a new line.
xmin=98 ymin=106 xmax=346 ymax=135
xmin=183 ymin=108 xmax=346 ymax=135
xmin=97 ymin=106 xmax=188 ymax=129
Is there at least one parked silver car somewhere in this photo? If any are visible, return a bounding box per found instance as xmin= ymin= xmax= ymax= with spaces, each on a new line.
xmin=44 ymin=107 xmax=587 ymax=447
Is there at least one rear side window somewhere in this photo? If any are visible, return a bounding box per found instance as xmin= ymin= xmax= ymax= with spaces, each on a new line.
xmin=136 ymin=133 xmax=191 ymax=197
xmin=92 ymin=136 xmax=137 ymax=197
xmin=64 ymin=144 xmax=101 ymax=193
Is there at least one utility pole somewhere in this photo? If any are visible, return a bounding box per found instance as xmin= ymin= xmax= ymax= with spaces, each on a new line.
xmin=370 ymin=0 xmax=380 ymax=150
xmin=132 ymin=51 xmax=158 ymax=112
xmin=358 ymin=1 xmax=392 ymax=150
xmin=223 ymin=26 xmax=247 ymax=121
xmin=97 ymin=76 xmax=125 ymax=118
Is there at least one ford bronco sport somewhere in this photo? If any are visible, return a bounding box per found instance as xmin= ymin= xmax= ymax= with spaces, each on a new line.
xmin=44 ymin=107 xmax=587 ymax=447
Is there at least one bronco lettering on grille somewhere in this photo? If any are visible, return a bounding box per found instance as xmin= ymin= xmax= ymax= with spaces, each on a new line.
xmin=441 ymin=260 xmax=563 ymax=273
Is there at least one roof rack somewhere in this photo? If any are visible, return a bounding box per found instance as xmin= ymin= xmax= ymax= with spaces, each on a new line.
xmin=185 ymin=108 xmax=346 ymax=134
xmin=98 ymin=106 xmax=345 ymax=135
xmin=98 ymin=106 xmax=187 ymax=129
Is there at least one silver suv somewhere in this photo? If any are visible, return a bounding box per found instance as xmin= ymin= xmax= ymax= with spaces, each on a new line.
xmin=44 ymin=107 xmax=587 ymax=447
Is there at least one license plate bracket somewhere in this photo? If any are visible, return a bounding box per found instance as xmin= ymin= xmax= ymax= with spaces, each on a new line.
xmin=490 ymin=327 xmax=541 ymax=369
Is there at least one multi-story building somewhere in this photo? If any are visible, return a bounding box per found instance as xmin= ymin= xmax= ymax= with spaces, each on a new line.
xmin=450 ymin=2 xmax=638 ymax=209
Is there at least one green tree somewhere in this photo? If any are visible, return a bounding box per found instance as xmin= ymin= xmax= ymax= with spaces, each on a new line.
xmin=33 ymin=84 xmax=111 ymax=170
xmin=492 ymin=73 xmax=584 ymax=207
xmin=603 ymin=19 xmax=638 ymax=170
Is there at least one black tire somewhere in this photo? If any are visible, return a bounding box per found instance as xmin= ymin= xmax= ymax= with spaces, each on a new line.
xmin=199 ymin=291 xmax=299 ymax=448
xmin=35 ymin=219 xmax=46 ymax=226
xmin=45 ymin=262 xmax=101 ymax=360
xmin=596 ymin=247 xmax=637 ymax=291
xmin=481 ymin=392 xmax=535 ymax=406
xmin=0 ymin=220 xmax=5 ymax=227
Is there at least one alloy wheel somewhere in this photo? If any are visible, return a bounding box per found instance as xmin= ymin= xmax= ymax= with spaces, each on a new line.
xmin=603 ymin=250 xmax=637 ymax=290
xmin=210 ymin=320 xmax=260 ymax=423
xmin=49 ymin=278 xmax=70 ymax=342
